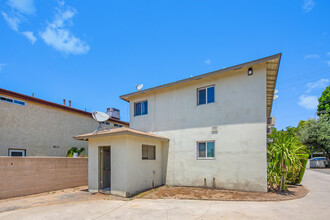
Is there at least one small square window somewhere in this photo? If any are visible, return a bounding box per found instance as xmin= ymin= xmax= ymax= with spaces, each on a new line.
xmin=9 ymin=149 xmax=26 ymax=157
xmin=142 ymin=145 xmax=155 ymax=160
xmin=197 ymin=86 xmax=214 ymax=105
xmin=134 ymin=100 xmax=148 ymax=116
xmin=197 ymin=141 xmax=215 ymax=159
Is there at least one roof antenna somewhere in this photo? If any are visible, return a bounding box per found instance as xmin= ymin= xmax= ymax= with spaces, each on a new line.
xmin=136 ymin=84 xmax=143 ymax=91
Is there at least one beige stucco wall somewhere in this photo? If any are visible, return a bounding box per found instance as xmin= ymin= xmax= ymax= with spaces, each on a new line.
xmin=87 ymin=135 xmax=166 ymax=197
xmin=0 ymin=97 xmax=126 ymax=157
xmin=128 ymin=64 xmax=268 ymax=192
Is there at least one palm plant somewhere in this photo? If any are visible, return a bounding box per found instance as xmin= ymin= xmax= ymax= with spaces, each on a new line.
xmin=267 ymin=132 xmax=308 ymax=191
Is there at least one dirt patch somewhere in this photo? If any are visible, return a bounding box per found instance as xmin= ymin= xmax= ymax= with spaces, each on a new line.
xmin=135 ymin=185 xmax=308 ymax=201
xmin=0 ymin=186 xmax=127 ymax=213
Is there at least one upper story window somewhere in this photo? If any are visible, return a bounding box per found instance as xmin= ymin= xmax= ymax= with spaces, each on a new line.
xmin=114 ymin=123 xmax=123 ymax=127
xmin=134 ymin=100 xmax=148 ymax=116
xmin=0 ymin=96 xmax=26 ymax=106
xmin=197 ymin=85 xmax=214 ymax=105
xmin=197 ymin=141 xmax=215 ymax=159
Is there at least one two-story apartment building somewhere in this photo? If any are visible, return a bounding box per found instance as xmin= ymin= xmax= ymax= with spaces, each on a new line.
xmin=0 ymin=89 xmax=129 ymax=157
xmin=75 ymin=53 xmax=281 ymax=197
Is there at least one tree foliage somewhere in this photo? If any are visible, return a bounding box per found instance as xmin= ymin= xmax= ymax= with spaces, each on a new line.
xmin=317 ymin=85 xmax=330 ymax=116
xmin=298 ymin=115 xmax=330 ymax=161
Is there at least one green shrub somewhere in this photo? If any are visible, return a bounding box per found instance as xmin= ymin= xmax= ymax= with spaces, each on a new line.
xmin=66 ymin=147 xmax=85 ymax=157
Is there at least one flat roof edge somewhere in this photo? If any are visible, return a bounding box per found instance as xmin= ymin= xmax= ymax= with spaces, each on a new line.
xmin=74 ymin=131 xmax=169 ymax=142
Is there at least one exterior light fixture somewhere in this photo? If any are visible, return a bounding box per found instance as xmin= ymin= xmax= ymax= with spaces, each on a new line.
xmin=248 ymin=67 xmax=253 ymax=76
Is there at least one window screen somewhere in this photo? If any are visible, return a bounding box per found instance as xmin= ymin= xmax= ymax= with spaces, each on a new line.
xmin=142 ymin=145 xmax=155 ymax=160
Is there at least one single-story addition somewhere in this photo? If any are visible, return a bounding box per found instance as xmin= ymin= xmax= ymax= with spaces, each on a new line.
xmin=75 ymin=53 xmax=281 ymax=197
xmin=74 ymin=127 xmax=169 ymax=197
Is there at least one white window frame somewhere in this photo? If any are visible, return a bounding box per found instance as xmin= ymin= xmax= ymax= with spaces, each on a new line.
xmin=197 ymin=141 xmax=215 ymax=159
xmin=134 ymin=100 xmax=148 ymax=116
xmin=197 ymin=85 xmax=215 ymax=106
xmin=9 ymin=149 xmax=26 ymax=157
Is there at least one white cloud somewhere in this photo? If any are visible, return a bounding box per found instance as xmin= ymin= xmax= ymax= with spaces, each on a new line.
xmin=303 ymin=0 xmax=315 ymax=13
xmin=304 ymin=54 xmax=319 ymax=59
xmin=298 ymin=95 xmax=318 ymax=110
xmin=0 ymin=64 xmax=5 ymax=72
xmin=204 ymin=59 xmax=211 ymax=65
xmin=8 ymin=0 xmax=35 ymax=15
xmin=1 ymin=0 xmax=35 ymax=32
xmin=39 ymin=6 xmax=90 ymax=55
xmin=1 ymin=11 xmax=20 ymax=31
xmin=306 ymin=78 xmax=330 ymax=92
xmin=22 ymin=31 xmax=36 ymax=44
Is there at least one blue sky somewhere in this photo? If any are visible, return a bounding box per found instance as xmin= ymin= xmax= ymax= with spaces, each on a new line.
xmin=0 ymin=0 xmax=329 ymax=129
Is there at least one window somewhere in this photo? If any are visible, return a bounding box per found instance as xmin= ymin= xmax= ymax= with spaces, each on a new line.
xmin=134 ymin=100 xmax=148 ymax=116
xmin=114 ymin=123 xmax=123 ymax=127
xmin=142 ymin=145 xmax=155 ymax=160
xmin=102 ymin=121 xmax=110 ymax=125
xmin=197 ymin=141 xmax=215 ymax=159
xmin=8 ymin=149 xmax=26 ymax=157
xmin=0 ymin=95 xmax=25 ymax=106
xmin=197 ymin=86 xmax=214 ymax=105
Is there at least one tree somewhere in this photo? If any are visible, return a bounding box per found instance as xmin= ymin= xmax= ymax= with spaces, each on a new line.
xmin=317 ymin=85 xmax=330 ymax=116
xmin=298 ymin=116 xmax=330 ymax=162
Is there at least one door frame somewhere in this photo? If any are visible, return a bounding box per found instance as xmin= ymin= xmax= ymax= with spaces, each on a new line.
xmin=98 ymin=146 xmax=111 ymax=190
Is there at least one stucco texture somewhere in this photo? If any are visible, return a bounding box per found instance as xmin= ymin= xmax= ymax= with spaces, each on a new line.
xmin=0 ymin=97 xmax=124 ymax=156
xmin=128 ymin=64 xmax=268 ymax=192
xmin=87 ymin=135 xmax=167 ymax=197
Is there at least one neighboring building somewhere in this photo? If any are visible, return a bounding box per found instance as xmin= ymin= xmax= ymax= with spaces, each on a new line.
xmin=75 ymin=53 xmax=281 ymax=196
xmin=0 ymin=89 xmax=129 ymax=157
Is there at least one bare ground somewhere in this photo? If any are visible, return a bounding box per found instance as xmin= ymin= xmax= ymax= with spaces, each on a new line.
xmin=135 ymin=185 xmax=308 ymax=201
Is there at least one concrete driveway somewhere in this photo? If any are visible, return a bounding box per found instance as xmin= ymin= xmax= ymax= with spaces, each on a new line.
xmin=0 ymin=169 xmax=329 ymax=219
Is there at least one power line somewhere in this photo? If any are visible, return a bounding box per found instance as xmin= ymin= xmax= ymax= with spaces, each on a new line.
xmin=277 ymin=67 xmax=330 ymax=83
xmin=276 ymin=75 xmax=330 ymax=91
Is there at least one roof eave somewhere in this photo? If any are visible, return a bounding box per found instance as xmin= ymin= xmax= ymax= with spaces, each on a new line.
xmin=120 ymin=53 xmax=282 ymax=102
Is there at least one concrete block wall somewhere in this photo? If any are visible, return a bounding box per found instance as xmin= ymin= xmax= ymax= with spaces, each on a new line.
xmin=0 ymin=157 xmax=87 ymax=199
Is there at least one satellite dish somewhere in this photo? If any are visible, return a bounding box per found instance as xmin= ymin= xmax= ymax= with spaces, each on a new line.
xmin=273 ymin=95 xmax=279 ymax=100
xmin=274 ymin=89 xmax=279 ymax=94
xmin=92 ymin=111 xmax=110 ymax=122
xmin=136 ymin=84 xmax=143 ymax=91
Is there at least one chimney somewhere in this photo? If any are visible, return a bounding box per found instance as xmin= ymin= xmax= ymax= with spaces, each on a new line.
xmin=68 ymin=100 xmax=71 ymax=107
xmin=32 ymin=93 xmax=34 ymax=97
xmin=63 ymin=99 xmax=66 ymax=105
